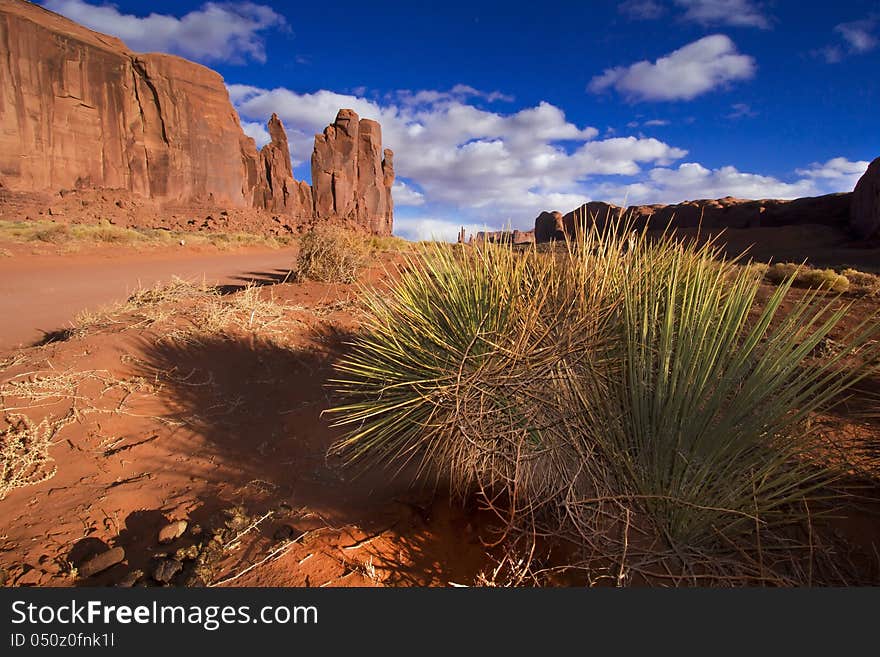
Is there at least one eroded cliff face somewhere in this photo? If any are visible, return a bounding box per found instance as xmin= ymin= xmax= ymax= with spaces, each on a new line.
xmin=254 ymin=113 xmax=312 ymax=219
xmin=530 ymin=193 xmax=854 ymax=243
xmin=0 ymin=0 xmax=395 ymax=236
xmin=852 ymin=157 xmax=880 ymax=239
xmin=0 ymin=0 xmax=258 ymax=207
xmin=312 ymin=110 xmax=395 ymax=235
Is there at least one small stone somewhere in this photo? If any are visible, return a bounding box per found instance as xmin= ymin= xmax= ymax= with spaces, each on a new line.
xmin=273 ymin=524 xmax=296 ymax=541
xmin=152 ymin=559 xmax=183 ymax=583
xmin=158 ymin=520 xmax=188 ymax=545
xmin=117 ymin=570 xmax=143 ymax=588
xmin=79 ymin=547 xmax=125 ymax=578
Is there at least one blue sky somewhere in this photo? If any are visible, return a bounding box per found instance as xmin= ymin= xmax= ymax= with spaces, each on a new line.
xmin=42 ymin=0 xmax=880 ymax=240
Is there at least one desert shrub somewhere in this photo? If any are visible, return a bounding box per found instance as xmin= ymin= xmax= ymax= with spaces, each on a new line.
xmin=72 ymin=221 xmax=144 ymax=243
xmin=764 ymin=262 xmax=800 ymax=284
xmin=0 ymin=413 xmax=66 ymax=500
xmin=765 ymin=262 xmax=849 ymax=293
xmin=738 ymin=261 xmax=768 ymax=281
xmin=328 ymin=235 xmax=625 ymax=508
xmin=295 ymin=225 xmax=370 ymax=283
xmin=842 ymin=268 xmax=880 ymax=296
xmin=366 ymin=234 xmax=414 ymax=253
xmin=31 ymin=223 xmax=71 ymax=243
xmin=591 ymin=246 xmax=874 ymax=547
xmin=327 ymin=221 xmax=880 ymax=574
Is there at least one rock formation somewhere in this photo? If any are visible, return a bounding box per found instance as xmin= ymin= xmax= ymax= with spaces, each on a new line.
xmin=852 ymin=157 xmax=880 ymax=239
xmin=534 ymin=211 xmax=565 ymax=242
xmin=532 ymin=193 xmax=854 ymax=243
xmin=0 ymin=0 xmax=394 ymax=236
xmin=381 ymin=149 xmax=395 ymax=236
xmin=312 ymin=110 xmax=395 ymax=235
xmin=0 ymin=0 xmax=258 ymax=207
xmin=472 ymin=229 xmax=535 ymax=245
xmin=254 ymin=113 xmax=312 ymax=219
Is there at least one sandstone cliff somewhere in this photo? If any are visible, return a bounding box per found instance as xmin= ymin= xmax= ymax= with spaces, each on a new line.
xmin=852 ymin=157 xmax=880 ymax=239
xmin=254 ymin=113 xmax=312 ymax=219
xmin=0 ymin=0 xmax=258 ymax=207
xmin=312 ymin=110 xmax=395 ymax=234
xmin=532 ymin=193 xmax=854 ymax=243
xmin=0 ymin=0 xmax=395 ymax=235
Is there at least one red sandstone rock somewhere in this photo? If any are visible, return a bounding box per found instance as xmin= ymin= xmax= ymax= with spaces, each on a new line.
xmin=536 ymin=193 xmax=854 ymax=243
xmin=312 ymin=109 xmax=360 ymax=221
xmin=0 ymin=0 xmax=259 ymax=207
xmin=311 ymin=110 xmax=394 ymax=236
xmin=852 ymin=157 xmax=880 ymax=239
xmin=356 ymin=119 xmax=388 ymax=234
xmin=0 ymin=0 xmax=394 ymax=236
xmin=534 ymin=211 xmax=565 ymax=242
xmin=255 ymin=113 xmax=311 ymax=218
xmin=381 ymin=148 xmax=395 ymax=236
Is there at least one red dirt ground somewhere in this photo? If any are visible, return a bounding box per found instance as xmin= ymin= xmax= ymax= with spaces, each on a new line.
xmin=0 ymin=245 xmax=498 ymax=588
xmin=0 ymin=244 xmax=299 ymax=350
xmin=1 ymin=237 xmax=879 ymax=588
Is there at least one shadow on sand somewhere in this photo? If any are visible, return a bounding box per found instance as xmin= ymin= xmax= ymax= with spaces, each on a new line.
xmin=103 ymin=325 xmax=492 ymax=586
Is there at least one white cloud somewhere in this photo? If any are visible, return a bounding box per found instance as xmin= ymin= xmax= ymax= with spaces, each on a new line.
xmin=834 ymin=19 xmax=878 ymax=54
xmin=796 ymin=157 xmax=870 ymax=191
xmin=596 ymin=157 xmax=866 ymax=207
xmin=230 ymin=83 xmax=860 ymax=240
xmin=41 ymin=0 xmax=286 ymax=64
xmin=242 ymin=121 xmax=271 ymax=149
xmin=619 ymin=0 xmax=666 ymax=20
xmin=726 ymin=102 xmax=757 ymax=119
xmin=229 ymin=84 xmax=686 ymax=226
xmin=816 ymin=16 xmax=878 ymax=62
xmin=393 ymin=217 xmax=492 ymax=243
xmin=588 ymin=35 xmax=756 ymax=102
xmin=392 ymin=181 xmax=426 ymax=207
xmin=647 ymin=163 xmax=816 ymax=200
xmin=817 ymin=46 xmax=844 ymax=64
xmin=643 ymin=119 xmax=670 ymax=126
xmin=395 ymin=85 xmax=514 ymax=106
xmin=675 ymin=0 xmax=770 ymax=29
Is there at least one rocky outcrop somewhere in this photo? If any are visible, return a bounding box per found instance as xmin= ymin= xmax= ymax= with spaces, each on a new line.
xmin=534 ymin=211 xmax=565 ymax=242
xmin=0 ymin=0 xmax=394 ymax=235
xmin=0 ymin=0 xmax=259 ymax=207
xmin=312 ymin=110 xmax=395 ymax=236
xmin=534 ymin=193 xmax=854 ymax=243
xmin=852 ymin=157 xmax=880 ymax=239
xmin=381 ymin=149 xmax=395 ymax=236
xmin=473 ymin=229 xmax=535 ymax=245
xmin=254 ymin=113 xmax=312 ymax=218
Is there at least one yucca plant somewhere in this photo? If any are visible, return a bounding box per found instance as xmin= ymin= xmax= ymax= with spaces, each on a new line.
xmin=327 ymin=218 xmax=880 ymax=565
xmin=327 ymin=237 xmax=621 ymax=506
xmin=582 ymin=236 xmax=880 ymax=549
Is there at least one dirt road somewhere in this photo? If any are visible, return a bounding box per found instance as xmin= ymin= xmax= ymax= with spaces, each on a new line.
xmin=0 ymin=247 xmax=297 ymax=350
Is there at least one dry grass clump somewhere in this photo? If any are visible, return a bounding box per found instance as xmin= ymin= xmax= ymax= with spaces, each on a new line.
xmin=0 ymin=412 xmax=72 ymax=500
xmin=366 ymin=235 xmax=413 ymax=253
xmin=765 ymin=262 xmax=850 ymax=293
xmin=42 ymin=276 xmax=301 ymax=347
xmin=327 ymin=219 xmax=880 ymax=584
xmin=0 ymin=220 xmax=290 ymax=251
xmin=67 ymin=278 xmax=214 ymax=338
xmin=181 ymin=285 xmax=292 ymax=340
xmin=295 ymin=226 xmax=371 ymax=283
xmin=841 ymin=268 xmax=880 ymax=296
